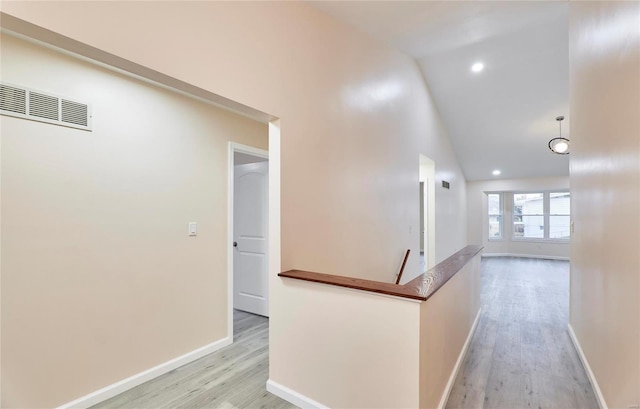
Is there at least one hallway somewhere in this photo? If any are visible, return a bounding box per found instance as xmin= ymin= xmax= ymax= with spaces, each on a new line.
xmin=447 ymin=257 xmax=598 ymax=408
xmin=90 ymin=258 xmax=600 ymax=409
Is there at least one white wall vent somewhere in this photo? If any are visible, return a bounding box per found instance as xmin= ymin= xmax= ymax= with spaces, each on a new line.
xmin=0 ymin=82 xmax=92 ymax=131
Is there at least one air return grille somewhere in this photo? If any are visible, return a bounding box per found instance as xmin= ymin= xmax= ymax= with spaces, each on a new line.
xmin=0 ymin=83 xmax=91 ymax=131
xmin=0 ymin=84 xmax=27 ymax=115
xmin=61 ymin=100 xmax=89 ymax=126
xmin=29 ymin=92 xmax=59 ymax=120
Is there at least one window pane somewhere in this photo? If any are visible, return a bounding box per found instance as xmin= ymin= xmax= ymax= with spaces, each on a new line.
xmin=487 ymin=193 xmax=502 ymax=239
xmin=514 ymin=215 xmax=544 ymax=238
xmin=488 ymin=194 xmax=501 ymax=215
xmin=550 ymin=215 xmax=571 ymax=239
xmin=489 ymin=215 xmax=502 ymax=238
xmin=513 ymin=193 xmax=544 ymax=215
xmin=550 ymin=192 xmax=570 ymax=215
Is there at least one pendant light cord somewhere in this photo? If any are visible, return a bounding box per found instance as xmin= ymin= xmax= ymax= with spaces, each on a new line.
xmin=558 ymin=119 xmax=562 ymax=138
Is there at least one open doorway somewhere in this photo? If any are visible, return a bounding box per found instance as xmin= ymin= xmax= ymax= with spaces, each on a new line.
xmin=228 ymin=143 xmax=269 ymax=332
xmin=419 ymin=155 xmax=435 ymax=271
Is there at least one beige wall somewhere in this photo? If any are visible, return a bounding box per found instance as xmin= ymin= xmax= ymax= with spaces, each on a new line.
xmin=569 ymin=2 xmax=640 ymax=408
xmin=0 ymin=34 xmax=268 ymax=408
xmin=467 ymin=177 xmax=570 ymax=259
xmin=419 ymin=254 xmax=481 ymax=409
xmin=0 ymin=2 xmax=469 ymax=407
xmin=0 ymin=1 xmax=467 ymax=281
xmin=271 ymin=281 xmax=421 ymax=408
xmin=270 ymin=251 xmax=482 ymax=409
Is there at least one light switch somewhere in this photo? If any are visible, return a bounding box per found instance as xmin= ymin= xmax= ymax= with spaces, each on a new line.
xmin=188 ymin=222 xmax=197 ymax=236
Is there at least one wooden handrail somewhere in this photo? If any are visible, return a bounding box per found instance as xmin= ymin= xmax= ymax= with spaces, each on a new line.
xmin=279 ymin=245 xmax=483 ymax=302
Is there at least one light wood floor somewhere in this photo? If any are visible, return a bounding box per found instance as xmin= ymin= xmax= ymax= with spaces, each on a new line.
xmin=93 ymin=258 xmax=598 ymax=409
xmin=92 ymin=310 xmax=296 ymax=409
xmin=446 ymin=257 xmax=599 ymax=409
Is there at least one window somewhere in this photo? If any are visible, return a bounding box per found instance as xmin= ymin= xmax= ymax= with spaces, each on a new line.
xmin=513 ymin=193 xmax=544 ymax=238
xmin=550 ymin=192 xmax=571 ymax=239
xmin=487 ymin=193 xmax=503 ymax=239
xmin=511 ymin=191 xmax=570 ymax=241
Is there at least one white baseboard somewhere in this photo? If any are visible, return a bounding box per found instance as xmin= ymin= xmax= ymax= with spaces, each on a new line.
xmin=567 ymin=324 xmax=608 ymax=409
xmin=438 ymin=307 xmax=482 ymax=409
xmin=57 ymin=337 xmax=232 ymax=409
xmin=266 ymin=379 xmax=328 ymax=409
xmin=482 ymin=253 xmax=569 ymax=261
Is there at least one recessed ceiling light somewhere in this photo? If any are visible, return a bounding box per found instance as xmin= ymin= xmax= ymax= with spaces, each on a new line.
xmin=471 ymin=62 xmax=484 ymax=73
xmin=492 ymin=170 xmax=501 ymax=176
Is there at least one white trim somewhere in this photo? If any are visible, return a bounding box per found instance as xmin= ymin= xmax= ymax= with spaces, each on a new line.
xmin=510 ymin=238 xmax=570 ymax=244
xmin=438 ymin=308 xmax=482 ymax=409
xmin=229 ymin=142 xmax=269 ymax=160
xmin=227 ymin=143 xmax=234 ymax=340
xmin=227 ymin=142 xmax=269 ymax=336
xmin=267 ymin=120 xmax=281 ymax=388
xmin=56 ymin=337 xmax=232 ymax=409
xmin=482 ymin=253 xmax=569 ymax=261
xmin=266 ymin=380 xmax=329 ymax=409
xmin=568 ymin=324 xmax=608 ymax=409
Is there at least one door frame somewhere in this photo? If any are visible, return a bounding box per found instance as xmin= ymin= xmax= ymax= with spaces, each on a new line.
xmin=419 ymin=154 xmax=436 ymax=270
xmin=227 ymin=142 xmax=269 ymax=339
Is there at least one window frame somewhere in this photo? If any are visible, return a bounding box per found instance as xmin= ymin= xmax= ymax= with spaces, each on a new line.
xmin=510 ymin=191 xmax=571 ymax=243
xmin=512 ymin=192 xmax=545 ymax=240
xmin=548 ymin=191 xmax=571 ymax=240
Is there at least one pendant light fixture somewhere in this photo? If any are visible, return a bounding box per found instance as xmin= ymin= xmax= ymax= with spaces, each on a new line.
xmin=548 ymin=115 xmax=569 ymax=155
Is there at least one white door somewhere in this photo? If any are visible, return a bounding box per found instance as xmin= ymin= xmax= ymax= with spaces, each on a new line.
xmin=233 ymin=161 xmax=269 ymax=316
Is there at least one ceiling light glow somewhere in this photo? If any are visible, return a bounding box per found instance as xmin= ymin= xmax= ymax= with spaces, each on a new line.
xmin=550 ymin=140 xmax=569 ymax=154
xmin=492 ymin=170 xmax=501 ymax=176
xmin=471 ymin=62 xmax=484 ymax=73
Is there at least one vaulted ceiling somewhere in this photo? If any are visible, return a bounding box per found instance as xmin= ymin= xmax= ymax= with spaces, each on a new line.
xmin=309 ymin=1 xmax=570 ymax=181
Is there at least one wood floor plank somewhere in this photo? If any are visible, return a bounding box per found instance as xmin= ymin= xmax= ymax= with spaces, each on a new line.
xmin=91 ymin=310 xmax=295 ymax=409
xmin=446 ymin=315 xmax=498 ymax=408
xmin=94 ymin=258 xmax=599 ymax=409
xmin=446 ymin=257 xmax=599 ymax=409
